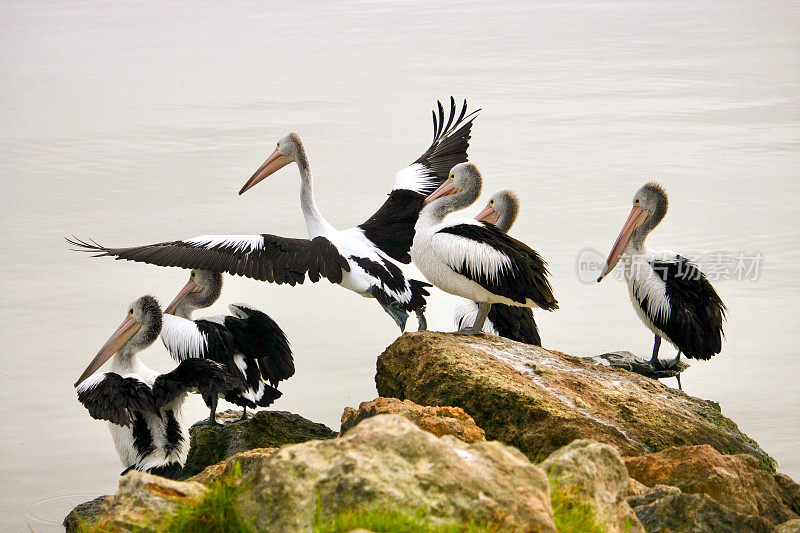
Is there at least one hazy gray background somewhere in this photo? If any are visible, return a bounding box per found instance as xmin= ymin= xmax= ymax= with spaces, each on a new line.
xmin=1 ymin=1 xmax=798 ymax=530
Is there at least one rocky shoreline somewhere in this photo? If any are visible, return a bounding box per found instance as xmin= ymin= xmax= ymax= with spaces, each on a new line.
xmin=65 ymin=332 xmax=800 ymax=532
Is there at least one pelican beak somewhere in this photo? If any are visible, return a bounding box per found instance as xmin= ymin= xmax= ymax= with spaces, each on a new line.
xmin=239 ymin=149 xmax=294 ymax=195
xmin=474 ymin=204 xmax=499 ymax=225
xmin=597 ymin=205 xmax=650 ymax=282
xmin=423 ymin=179 xmax=460 ymax=206
xmin=74 ymin=316 xmax=141 ymax=387
xmin=164 ymin=279 xmax=203 ymax=315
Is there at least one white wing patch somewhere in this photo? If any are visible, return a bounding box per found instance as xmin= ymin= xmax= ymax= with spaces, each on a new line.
xmin=393 ymin=163 xmax=434 ymax=193
xmin=185 ymin=235 xmax=263 ymax=253
xmin=161 ymin=314 xmax=207 ymax=361
xmin=76 ymin=372 xmax=110 ymax=393
xmin=432 ymin=232 xmax=512 ymax=284
xmin=625 ymin=255 xmax=672 ymax=324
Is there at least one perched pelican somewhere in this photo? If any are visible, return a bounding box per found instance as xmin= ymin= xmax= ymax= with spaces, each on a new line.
xmin=454 ymin=190 xmax=541 ymax=345
xmin=597 ymin=182 xmax=726 ymax=382
xmin=74 ymin=295 xmax=236 ymax=478
xmin=67 ymin=98 xmax=477 ymax=332
xmin=411 ymin=163 xmax=558 ymax=334
xmin=161 ymin=269 xmax=291 ymax=426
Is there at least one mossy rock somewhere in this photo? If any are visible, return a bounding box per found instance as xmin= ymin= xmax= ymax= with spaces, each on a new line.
xmin=181 ymin=409 xmax=336 ymax=478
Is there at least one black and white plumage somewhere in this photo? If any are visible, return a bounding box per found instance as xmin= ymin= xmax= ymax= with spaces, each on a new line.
xmin=454 ymin=190 xmax=542 ymax=345
xmin=74 ymin=295 xmax=237 ymax=478
xmin=160 ymin=270 xmax=290 ymax=425
xmin=597 ymin=182 xmax=726 ymax=383
xmin=411 ymin=163 xmax=558 ymax=335
xmin=67 ymin=98 xmax=477 ymax=332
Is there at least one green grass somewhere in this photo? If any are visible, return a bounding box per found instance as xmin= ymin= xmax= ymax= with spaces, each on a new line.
xmin=312 ymin=504 xmax=506 ymax=533
xmin=549 ymin=477 xmax=607 ymax=533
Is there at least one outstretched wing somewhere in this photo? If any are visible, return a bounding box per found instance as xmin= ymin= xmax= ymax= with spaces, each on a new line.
xmin=66 ymin=234 xmax=350 ymax=286
xmin=434 ymin=222 xmax=558 ymax=310
xmin=151 ymin=358 xmax=239 ymax=408
xmin=649 ymin=256 xmax=726 ymax=360
xmin=76 ymin=372 xmax=156 ymax=427
xmin=224 ymin=304 xmax=294 ymax=387
xmin=357 ymin=97 xmax=480 ymax=263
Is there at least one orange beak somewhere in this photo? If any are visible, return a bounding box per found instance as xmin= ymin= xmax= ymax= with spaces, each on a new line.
xmin=239 ymin=149 xmax=294 ymax=195
xmin=164 ymin=279 xmax=203 ymax=315
xmin=474 ymin=204 xmax=499 ymax=225
xmin=597 ymin=205 xmax=650 ymax=282
xmin=74 ymin=316 xmax=141 ymax=387
xmin=423 ymin=179 xmax=460 ymax=206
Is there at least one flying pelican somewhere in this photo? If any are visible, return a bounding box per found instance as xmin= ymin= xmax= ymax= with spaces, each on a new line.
xmin=160 ymin=269 xmax=291 ymax=426
xmin=596 ymin=182 xmax=726 ymax=385
xmin=67 ymin=98 xmax=477 ymax=332
xmin=454 ymin=190 xmax=541 ymax=345
xmin=74 ymin=295 xmax=237 ymax=478
xmin=411 ymin=163 xmax=558 ymax=334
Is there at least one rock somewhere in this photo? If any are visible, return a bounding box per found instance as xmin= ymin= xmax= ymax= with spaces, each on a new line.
xmin=181 ymin=409 xmax=336 ymax=478
xmin=63 ymin=495 xmax=108 ymax=532
xmin=631 ymin=490 xmax=773 ymax=533
xmin=376 ymin=332 xmax=776 ymax=471
xmin=540 ymin=439 xmax=644 ymax=533
xmin=775 ymin=473 xmax=800 ymax=516
xmin=776 ymin=519 xmax=800 ymax=533
xmin=188 ymin=447 xmax=278 ymax=485
xmin=340 ymin=397 xmax=485 ymax=442
xmin=624 ymin=444 xmax=799 ymax=525
xmin=73 ymin=471 xmax=207 ymax=531
xmin=588 ymin=351 xmax=689 ymax=379
xmin=233 ymin=415 xmax=556 ymax=531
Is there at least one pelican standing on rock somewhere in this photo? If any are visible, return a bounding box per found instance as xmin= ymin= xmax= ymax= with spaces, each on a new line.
xmin=454 ymin=190 xmax=542 ymax=345
xmin=411 ymin=163 xmax=558 ymax=334
xmin=596 ymin=182 xmax=726 ymax=386
xmin=161 ymin=269 xmax=291 ymax=426
xmin=74 ymin=296 xmax=236 ymax=478
xmin=67 ymin=98 xmax=477 ymax=332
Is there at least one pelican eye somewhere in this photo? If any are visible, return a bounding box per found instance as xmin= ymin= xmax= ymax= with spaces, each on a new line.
xmin=128 ymin=308 xmax=133 ymax=315
xmin=635 ymin=198 xmax=640 ymax=205
xmin=449 ymin=174 xmax=454 ymax=180
xmin=489 ymin=199 xmax=494 ymax=205
xmin=277 ymin=141 xmax=281 ymax=148
xmin=191 ymin=271 xmax=196 ymax=278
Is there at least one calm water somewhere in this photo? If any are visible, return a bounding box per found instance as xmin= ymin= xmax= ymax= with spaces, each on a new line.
xmin=1 ymin=1 xmax=798 ymax=530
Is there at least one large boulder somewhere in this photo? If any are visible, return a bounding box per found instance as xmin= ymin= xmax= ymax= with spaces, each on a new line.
xmin=232 ymin=415 xmax=556 ymax=531
xmin=340 ymin=397 xmax=485 ymax=442
xmin=624 ymin=445 xmax=800 ymax=526
xmin=376 ymin=332 xmax=776 ymax=470
xmin=182 ymin=409 xmax=336 ymax=478
xmin=540 ymin=439 xmax=644 ymax=532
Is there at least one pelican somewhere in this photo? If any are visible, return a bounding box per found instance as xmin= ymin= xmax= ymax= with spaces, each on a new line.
xmin=411 ymin=163 xmax=558 ymax=334
xmin=67 ymin=98 xmax=477 ymax=332
xmin=454 ymin=190 xmax=541 ymax=345
xmin=597 ymin=182 xmax=726 ymax=386
xmin=74 ymin=295 xmax=237 ymax=478
xmin=161 ymin=269 xmax=291 ymax=426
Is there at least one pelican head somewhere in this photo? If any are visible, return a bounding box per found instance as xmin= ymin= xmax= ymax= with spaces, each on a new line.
xmin=240 ymin=132 xmax=306 ymax=195
xmin=474 ymin=189 xmax=519 ymax=233
xmin=422 ymin=162 xmax=483 ymax=218
xmin=74 ymin=295 xmax=162 ymax=387
xmin=164 ymin=270 xmax=223 ymax=317
xmin=597 ymin=182 xmax=669 ymax=282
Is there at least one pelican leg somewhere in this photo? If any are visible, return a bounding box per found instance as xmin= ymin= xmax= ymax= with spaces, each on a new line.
xmin=416 ymin=309 xmax=428 ymax=332
xmin=192 ymin=395 xmax=223 ymax=428
xmin=649 ymin=335 xmax=663 ymax=369
xmin=456 ymin=302 xmax=491 ymax=335
xmin=676 ymin=373 xmax=683 ymax=391
xmin=368 ymin=286 xmax=409 ymax=332
xmin=230 ymin=406 xmax=248 ymax=423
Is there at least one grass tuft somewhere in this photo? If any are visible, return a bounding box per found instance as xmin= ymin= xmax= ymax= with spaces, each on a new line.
xmin=313 ymin=505 xmax=507 ymax=533
xmin=549 ymin=477 xmax=607 ymax=533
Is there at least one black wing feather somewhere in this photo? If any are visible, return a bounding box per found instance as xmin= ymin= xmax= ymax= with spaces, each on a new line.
xmin=358 ymin=97 xmax=480 ymax=263
xmin=438 ymin=223 xmax=558 ymax=311
xmin=77 ymin=373 xmax=156 ymax=427
xmin=151 ymin=359 xmax=238 ymax=408
xmin=648 ymin=256 xmax=726 ymax=360
xmin=224 ymin=305 xmax=294 ymax=387
xmin=66 ymin=235 xmax=349 ymax=285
